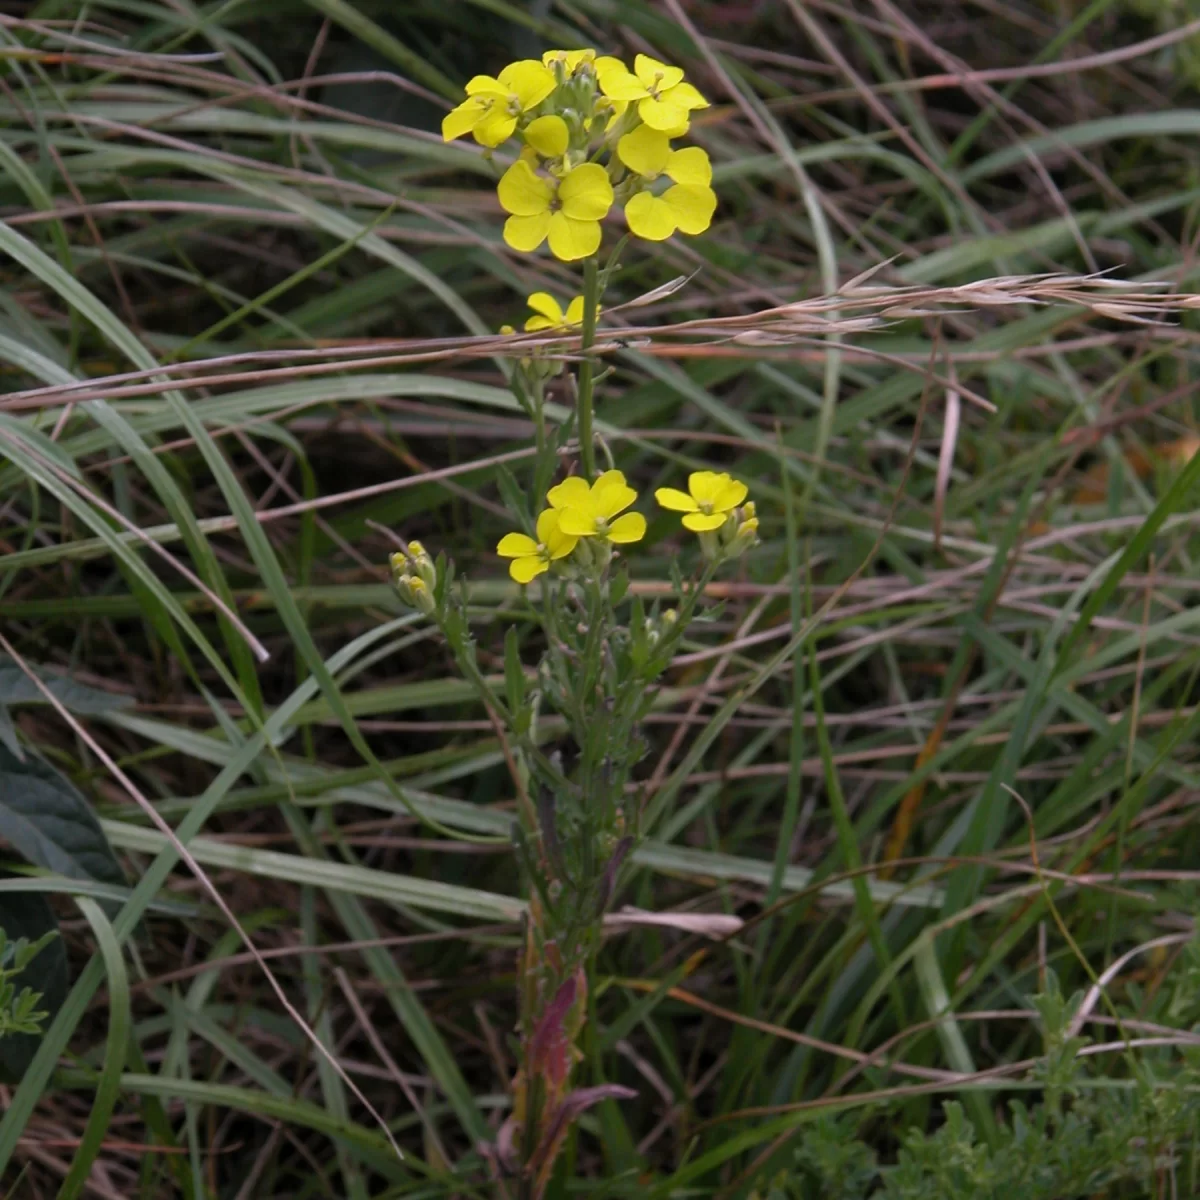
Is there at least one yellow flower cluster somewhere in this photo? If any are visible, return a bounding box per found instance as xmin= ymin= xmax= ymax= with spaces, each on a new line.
xmin=498 ymin=470 xmax=646 ymax=583
xmin=443 ymin=48 xmax=716 ymax=260
xmin=497 ymin=470 xmax=756 ymax=583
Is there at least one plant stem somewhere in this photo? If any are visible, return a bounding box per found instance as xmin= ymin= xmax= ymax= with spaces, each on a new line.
xmin=577 ymin=255 xmax=600 ymax=481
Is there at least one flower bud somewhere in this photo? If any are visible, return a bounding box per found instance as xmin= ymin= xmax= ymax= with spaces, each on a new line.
xmin=406 ymin=540 xmax=438 ymax=590
xmin=390 ymin=549 xmax=436 ymax=615
xmin=396 ymin=574 xmax=436 ymax=615
xmin=644 ymin=607 xmax=678 ymax=650
xmin=697 ymin=502 xmax=759 ymax=563
xmin=726 ymin=502 xmax=759 ymax=559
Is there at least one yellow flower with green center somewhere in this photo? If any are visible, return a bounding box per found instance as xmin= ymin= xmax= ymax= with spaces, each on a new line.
xmin=550 ymin=470 xmax=647 ymax=543
xmin=497 ymin=508 xmax=579 ymax=583
xmin=655 ymin=471 xmax=748 ymax=531
xmin=597 ymin=53 xmax=709 ymax=133
xmin=442 ymin=60 xmax=557 ymax=147
xmin=617 ymin=125 xmax=716 ymax=240
xmin=524 ymin=292 xmax=586 ymax=331
xmin=497 ymin=160 xmax=614 ymax=261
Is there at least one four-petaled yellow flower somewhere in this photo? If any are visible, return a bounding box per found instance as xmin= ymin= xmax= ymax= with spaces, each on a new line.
xmin=597 ymin=53 xmax=709 ymax=133
xmin=524 ymin=292 xmax=587 ymax=331
xmin=550 ymin=470 xmax=647 ymax=543
xmin=442 ymin=60 xmax=557 ymax=147
xmin=618 ymin=125 xmax=717 ymax=240
xmin=498 ymin=160 xmax=614 ymax=261
xmin=497 ymin=508 xmax=579 ymax=583
xmin=655 ymin=471 xmax=748 ymax=531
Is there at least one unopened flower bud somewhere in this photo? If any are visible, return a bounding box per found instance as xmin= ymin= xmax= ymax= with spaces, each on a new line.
xmin=391 ymin=551 xmax=436 ymax=615
xmin=398 ymin=574 xmax=436 ymax=615
xmin=726 ymin=502 xmax=759 ymax=559
xmin=644 ymin=607 xmax=679 ymax=650
xmin=406 ymin=540 xmax=438 ymax=590
xmin=701 ymin=502 xmax=760 ymax=563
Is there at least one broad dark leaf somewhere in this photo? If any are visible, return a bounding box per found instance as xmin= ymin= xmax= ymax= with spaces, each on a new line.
xmin=0 ymin=658 xmax=132 ymax=714
xmin=0 ymin=742 xmax=125 ymax=889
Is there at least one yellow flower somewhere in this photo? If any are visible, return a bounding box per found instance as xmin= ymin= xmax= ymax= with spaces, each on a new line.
xmin=497 ymin=159 xmax=614 ymax=261
xmin=524 ymin=292 xmax=586 ymax=331
xmin=597 ymin=53 xmax=709 ymax=133
xmin=618 ymin=125 xmax=716 ymax=240
xmin=655 ymin=471 xmax=748 ymax=531
xmin=442 ymin=60 xmax=557 ymax=147
xmin=497 ymin=508 xmax=578 ymax=584
xmin=549 ymin=470 xmax=647 ymax=543
xmin=542 ymin=48 xmax=596 ymax=76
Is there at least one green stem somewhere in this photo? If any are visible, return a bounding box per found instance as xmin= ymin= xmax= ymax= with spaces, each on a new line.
xmin=577 ymin=256 xmax=600 ymax=480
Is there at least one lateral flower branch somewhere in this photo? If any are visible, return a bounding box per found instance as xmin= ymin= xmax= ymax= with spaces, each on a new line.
xmin=388 ymin=47 xmax=755 ymax=1197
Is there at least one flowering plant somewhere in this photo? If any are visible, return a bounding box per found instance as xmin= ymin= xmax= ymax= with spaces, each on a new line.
xmin=392 ymin=47 xmax=756 ymax=1196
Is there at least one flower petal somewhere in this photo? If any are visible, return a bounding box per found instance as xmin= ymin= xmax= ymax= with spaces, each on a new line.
xmin=442 ymin=99 xmax=483 ymax=142
xmin=594 ymin=56 xmax=628 ymax=81
xmin=498 ymin=60 xmax=556 ymax=110
xmin=688 ymin=471 xmax=726 ymax=504
xmin=535 ymin=507 xmax=561 ymax=544
xmin=564 ymin=295 xmax=586 ymax=326
xmin=634 ymin=54 xmax=684 ymax=91
xmin=464 ymin=74 xmax=505 ymax=96
xmin=524 ymin=114 xmax=569 ymax=158
xmin=498 ymin=532 xmax=539 ymax=557
xmin=497 ymin=160 xmax=554 ymax=216
xmin=618 ymin=125 xmax=670 ymax=178
xmin=474 ymin=109 xmax=517 ymax=147
xmin=607 ymin=511 xmax=647 ymax=543
xmin=524 ymin=314 xmax=554 ymax=331
xmin=663 ymin=80 xmax=709 ymax=111
xmin=593 ymin=474 xmax=637 ymax=519
xmin=547 ymin=476 xmax=590 ymax=510
xmin=665 ymin=184 xmax=716 ymax=235
xmin=558 ymin=163 xmax=613 ymax=220
xmin=625 ymin=192 xmax=676 ymax=241
xmin=598 ymin=67 xmax=648 ymax=101
xmin=546 ymin=528 xmax=579 ymax=559
xmin=654 ymin=486 xmax=699 ymax=512
xmin=504 ymin=212 xmax=551 ymax=253
xmin=557 ymin=507 xmax=597 ymax=537
xmin=547 ymin=213 xmax=601 ymax=261
xmin=638 ymin=94 xmax=689 ymax=131
xmin=527 ymin=291 xmax=564 ymax=324
xmin=713 ymin=477 xmax=748 ymax=511
xmin=682 ymin=511 xmax=726 ymax=532
xmin=510 ymin=555 xmax=549 ymax=584
xmin=665 ymin=146 xmax=712 ymax=187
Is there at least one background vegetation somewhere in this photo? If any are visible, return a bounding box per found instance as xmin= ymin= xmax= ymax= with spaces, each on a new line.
xmin=2 ymin=0 xmax=1200 ymax=1195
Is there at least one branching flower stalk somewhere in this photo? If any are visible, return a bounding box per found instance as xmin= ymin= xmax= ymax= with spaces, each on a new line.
xmin=391 ymin=47 xmax=756 ymax=1195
